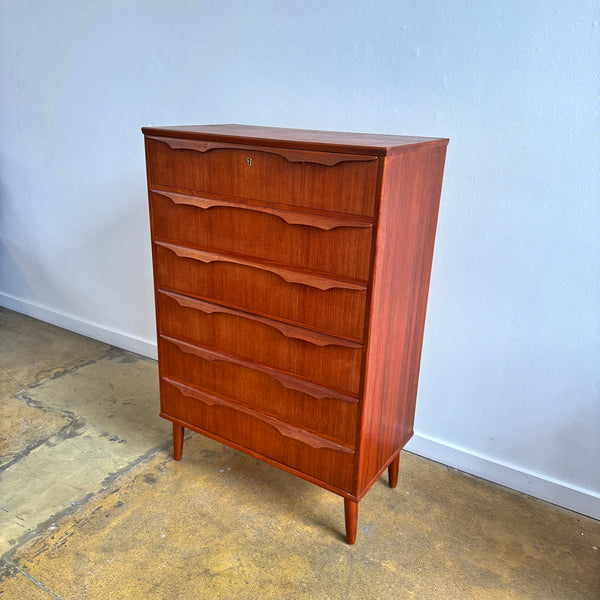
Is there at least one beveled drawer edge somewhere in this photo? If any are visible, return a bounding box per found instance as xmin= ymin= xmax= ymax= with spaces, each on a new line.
xmin=163 ymin=376 xmax=355 ymax=454
xmin=155 ymin=240 xmax=368 ymax=292
xmin=161 ymin=334 xmax=359 ymax=404
xmin=151 ymin=188 xmax=373 ymax=231
xmin=150 ymin=184 xmax=376 ymax=223
xmin=148 ymin=135 xmax=378 ymax=167
xmin=158 ymin=290 xmax=362 ymax=350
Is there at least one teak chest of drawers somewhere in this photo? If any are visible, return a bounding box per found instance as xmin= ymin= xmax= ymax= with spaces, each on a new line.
xmin=142 ymin=124 xmax=448 ymax=544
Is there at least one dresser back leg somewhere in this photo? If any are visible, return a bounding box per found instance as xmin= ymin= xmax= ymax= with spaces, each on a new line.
xmin=388 ymin=453 xmax=400 ymax=488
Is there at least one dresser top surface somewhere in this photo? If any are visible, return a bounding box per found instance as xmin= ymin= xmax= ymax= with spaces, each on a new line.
xmin=142 ymin=124 xmax=448 ymax=156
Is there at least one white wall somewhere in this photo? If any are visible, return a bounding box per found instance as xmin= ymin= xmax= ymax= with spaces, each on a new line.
xmin=1 ymin=1 xmax=598 ymax=518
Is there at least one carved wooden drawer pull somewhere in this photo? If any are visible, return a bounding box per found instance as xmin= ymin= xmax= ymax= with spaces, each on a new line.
xmin=152 ymin=189 xmax=373 ymax=231
xmin=159 ymin=290 xmax=362 ymax=350
xmin=162 ymin=335 xmax=358 ymax=405
xmin=164 ymin=377 xmax=355 ymax=454
xmin=151 ymin=135 xmax=378 ymax=167
xmin=156 ymin=241 xmax=367 ymax=292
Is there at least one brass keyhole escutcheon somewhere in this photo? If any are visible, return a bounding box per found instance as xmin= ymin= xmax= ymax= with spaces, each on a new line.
xmin=247 ymin=157 xmax=252 ymax=167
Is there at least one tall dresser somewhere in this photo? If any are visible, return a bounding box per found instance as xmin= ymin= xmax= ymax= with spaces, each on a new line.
xmin=142 ymin=124 xmax=448 ymax=544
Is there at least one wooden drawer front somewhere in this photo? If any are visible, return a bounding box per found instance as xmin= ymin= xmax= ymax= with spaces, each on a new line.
xmin=154 ymin=243 xmax=367 ymax=340
xmin=149 ymin=190 xmax=373 ymax=280
xmin=157 ymin=291 xmax=363 ymax=395
xmin=161 ymin=378 xmax=355 ymax=491
xmin=146 ymin=137 xmax=379 ymax=217
xmin=159 ymin=335 xmax=359 ymax=447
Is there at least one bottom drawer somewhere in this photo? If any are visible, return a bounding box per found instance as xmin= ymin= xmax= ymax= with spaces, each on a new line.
xmin=160 ymin=377 xmax=355 ymax=492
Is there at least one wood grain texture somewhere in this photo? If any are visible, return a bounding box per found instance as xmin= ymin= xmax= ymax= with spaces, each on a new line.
xmin=142 ymin=124 xmax=448 ymax=156
xmin=155 ymin=241 xmax=368 ymax=291
xmin=160 ymin=378 xmax=355 ymax=491
xmin=148 ymin=136 xmax=378 ymax=166
xmin=152 ymin=189 xmax=373 ymax=230
xmin=162 ymin=334 xmax=358 ymax=404
xmin=145 ymin=137 xmax=379 ymax=216
xmin=157 ymin=291 xmax=363 ymax=394
xmin=149 ymin=190 xmax=373 ymax=279
xmin=157 ymin=290 xmax=360 ymax=349
xmin=153 ymin=242 xmax=367 ymax=340
xmin=356 ymin=144 xmax=447 ymax=494
xmin=165 ymin=377 xmax=353 ymax=453
xmin=144 ymin=124 xmax=448 ymax=543
xmin=159 ymin=336 xmax=359 ymax=446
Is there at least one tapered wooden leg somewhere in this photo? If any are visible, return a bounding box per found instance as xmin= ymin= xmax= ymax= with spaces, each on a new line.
xmin=173 ymin=422 xmax=184 ymax=461
xmin=344 ymin=498 xmax=358 ymax=545
xmin=388 ymin=453 xmax=400 ymax=488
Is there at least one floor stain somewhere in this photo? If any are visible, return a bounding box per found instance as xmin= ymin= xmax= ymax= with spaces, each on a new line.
xmin=0 ymin=308 xmax=598 ymax=599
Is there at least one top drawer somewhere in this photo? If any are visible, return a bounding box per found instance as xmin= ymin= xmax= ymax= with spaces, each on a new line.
xmin=145 ymin=137 xmax=379 ymax=217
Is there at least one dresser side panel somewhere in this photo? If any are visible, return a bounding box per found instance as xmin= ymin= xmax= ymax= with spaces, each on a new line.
xmin=356 ymin=144 xmax=447 ymax=494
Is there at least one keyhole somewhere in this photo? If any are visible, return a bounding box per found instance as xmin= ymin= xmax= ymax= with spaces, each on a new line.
xmin=247 ymin=157 xmax=252 ymax=167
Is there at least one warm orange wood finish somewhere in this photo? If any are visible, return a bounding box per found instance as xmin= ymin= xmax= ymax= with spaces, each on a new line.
xmin=149 ymin=189 xmax=373 ymax=279
xmin=388 ymin=454 xmax=400 ymax=489
xmin=143 ymin=124 xmax=448 ymax=544
xmin=344 ymin=499 xmax=359 ymax=545
xmin=160 ymin=378 xmax=356 ymax=491
xmin=153 ymin=242 xmax=367 ymax=340
xmin=156 ymin=291 xmax=363 ymax=394
xmin=158 ymin=335 xmax=358 ymax=446
xmin=145 ymin=137 xmax=379 ymax=216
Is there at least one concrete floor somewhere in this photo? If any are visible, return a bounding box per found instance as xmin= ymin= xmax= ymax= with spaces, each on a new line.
xmin=0 ymin=307 xmax=598 ymax=599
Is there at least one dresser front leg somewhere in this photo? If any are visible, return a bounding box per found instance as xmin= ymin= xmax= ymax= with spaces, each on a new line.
xmin=344 ymin=498 xmax=358 ymax=544
xmin=388 ymin=453 xmax=400 ymax=488
xmin=172 ymin=422 xmax=184 ymax=461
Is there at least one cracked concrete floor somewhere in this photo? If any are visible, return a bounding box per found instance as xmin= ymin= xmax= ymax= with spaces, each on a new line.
xmin=0 ymin=307 xmax=598 ymax=599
